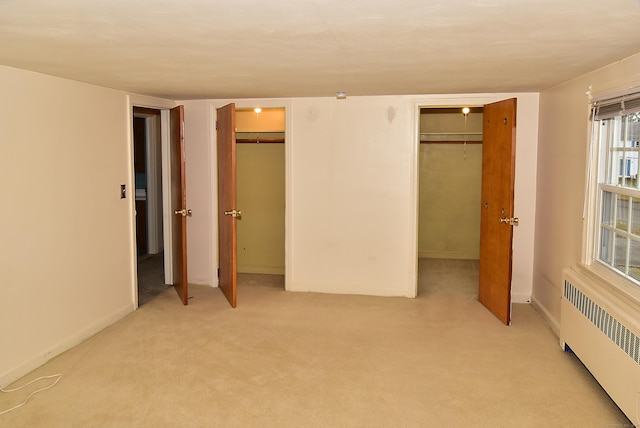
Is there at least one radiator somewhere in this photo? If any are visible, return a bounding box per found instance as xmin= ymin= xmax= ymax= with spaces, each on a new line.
xmin=560 ymin=267 xmax=640 ymax=425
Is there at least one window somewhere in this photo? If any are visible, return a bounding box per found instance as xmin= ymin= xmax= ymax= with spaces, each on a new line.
xmin=590 ymin=92 xmax=640 ymax=285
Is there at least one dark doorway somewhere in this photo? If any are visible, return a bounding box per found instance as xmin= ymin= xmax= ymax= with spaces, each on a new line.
xmin=133 ymin=107 xmax=169 ymax=306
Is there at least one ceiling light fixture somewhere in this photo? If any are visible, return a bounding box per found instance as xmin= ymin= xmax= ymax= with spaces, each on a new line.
xmin=462 ymin=107 xmax=470 ymax=161
xmin=336 ymin=91 xmax=347 ymax=100
xmin=254 ymin=107 xmax=262 ymax=114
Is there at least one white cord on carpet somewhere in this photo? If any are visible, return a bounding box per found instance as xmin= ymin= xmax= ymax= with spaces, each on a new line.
xmin=0 ymin=374 xmax=62 ymax=415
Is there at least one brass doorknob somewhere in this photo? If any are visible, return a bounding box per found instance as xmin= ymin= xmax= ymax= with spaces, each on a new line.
xmin=224 ymin=209 xmax=242 ymax=219
xmin=499 ymin=217 xmax=519 ymax=226
xmin=174 ymin=209 xmax=192 ymax=217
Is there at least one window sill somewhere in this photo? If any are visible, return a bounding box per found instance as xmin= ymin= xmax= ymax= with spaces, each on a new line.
xmin=575 ymin=262 xmax=640 ymax=313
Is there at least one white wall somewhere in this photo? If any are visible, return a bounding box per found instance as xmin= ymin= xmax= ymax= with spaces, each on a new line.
xmin=182 ymin=93 xmax=539 ymax=300
xmin=0 ymin=65 xmax=136 ymax=387
xmin=533 ymin=52 xmax=640 ymax=332
xmin=289 ymin=96 xmax=417 ymax=296
xmin=182 ymin=100 xmax=214 ymax=286
xmin=513 ymin=95 xmax=540 ymax=303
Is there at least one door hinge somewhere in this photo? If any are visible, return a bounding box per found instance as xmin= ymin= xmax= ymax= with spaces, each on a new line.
xmin=217 ymin=268 xmax=220 ymax=278
xmin=215 ymin=121 xmax=218 ymax=130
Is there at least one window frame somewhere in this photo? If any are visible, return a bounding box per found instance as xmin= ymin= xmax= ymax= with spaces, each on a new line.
xmin=583 ymin=89 xmax=640 ymax=302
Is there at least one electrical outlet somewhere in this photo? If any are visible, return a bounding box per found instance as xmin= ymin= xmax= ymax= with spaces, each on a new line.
xmin=120 ymin=184 xmax=126 ymax=199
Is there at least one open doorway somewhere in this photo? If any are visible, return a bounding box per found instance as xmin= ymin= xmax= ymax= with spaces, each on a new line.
xmin=417 ymin=106 xmax=484 ymax=299
xmin=133 ymin=107 xmax=169 ymax=305
xmin=235 ymin=107 xmax=286 ymax=291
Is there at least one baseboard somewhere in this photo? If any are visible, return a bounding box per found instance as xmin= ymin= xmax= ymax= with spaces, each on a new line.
xmin=531 ymin=296 xmax=560 ymax=337
xmin=511 ymin=294 xmax=531 ymax=304
xmin=0 ymin=303 xmax=134 ymax=388
xmin=187 ymin=277 xmax=214 ymax=287
xmin=286 ymin=281 xmax=412 ymax=298
xmin=238 ymin=266 xmax=285 ymax=275
xmin=418 ymin=251 xmax=480 ymax=260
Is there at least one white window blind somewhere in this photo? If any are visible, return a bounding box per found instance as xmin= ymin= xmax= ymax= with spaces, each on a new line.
xmin=593 ymin=91 xmax=640 ymax=120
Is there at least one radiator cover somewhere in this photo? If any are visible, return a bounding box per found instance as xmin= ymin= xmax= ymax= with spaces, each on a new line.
xmin=560 ymin=267 xmax=640 ymax=425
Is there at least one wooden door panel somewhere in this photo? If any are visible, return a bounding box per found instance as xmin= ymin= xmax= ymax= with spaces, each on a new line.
xmin=478 ymin=98 xmax=517 ymax=325
xmin=217 ymin=103 xmax=237 ymax=308
xmin=170 ymin=105 xmax=189 ymax=305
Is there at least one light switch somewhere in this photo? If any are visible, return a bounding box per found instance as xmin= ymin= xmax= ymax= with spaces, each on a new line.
xmin=120 ymin=184 xmax=126 ymax=199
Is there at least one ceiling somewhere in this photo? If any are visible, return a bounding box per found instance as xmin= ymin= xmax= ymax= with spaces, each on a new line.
xmin=1 ymin=0 xmax=640 ymax=100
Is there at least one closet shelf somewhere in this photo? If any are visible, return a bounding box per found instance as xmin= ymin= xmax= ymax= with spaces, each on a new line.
xmin=420 ymin=132 xmax=482 ymax=144
xmin=236 ymin=131 xmax=285 ymax=144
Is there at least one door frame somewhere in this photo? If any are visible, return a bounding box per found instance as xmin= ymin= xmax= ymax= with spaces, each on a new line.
xmin=133 ymin=109 xmax=162 ymax=254
xmin=410 ymin=95 xmax=517 ymax=298
xmin=128 ymin=95 xmax=178 ymax=307
xmin=209 ymin=99 xmax=292 ymax=291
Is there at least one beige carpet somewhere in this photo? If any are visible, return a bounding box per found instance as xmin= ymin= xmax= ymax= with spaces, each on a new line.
xmin=0 ymin=259 xmax=632 ymax=427
xmin=418 ymin=258 xmax=479 ymax=299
